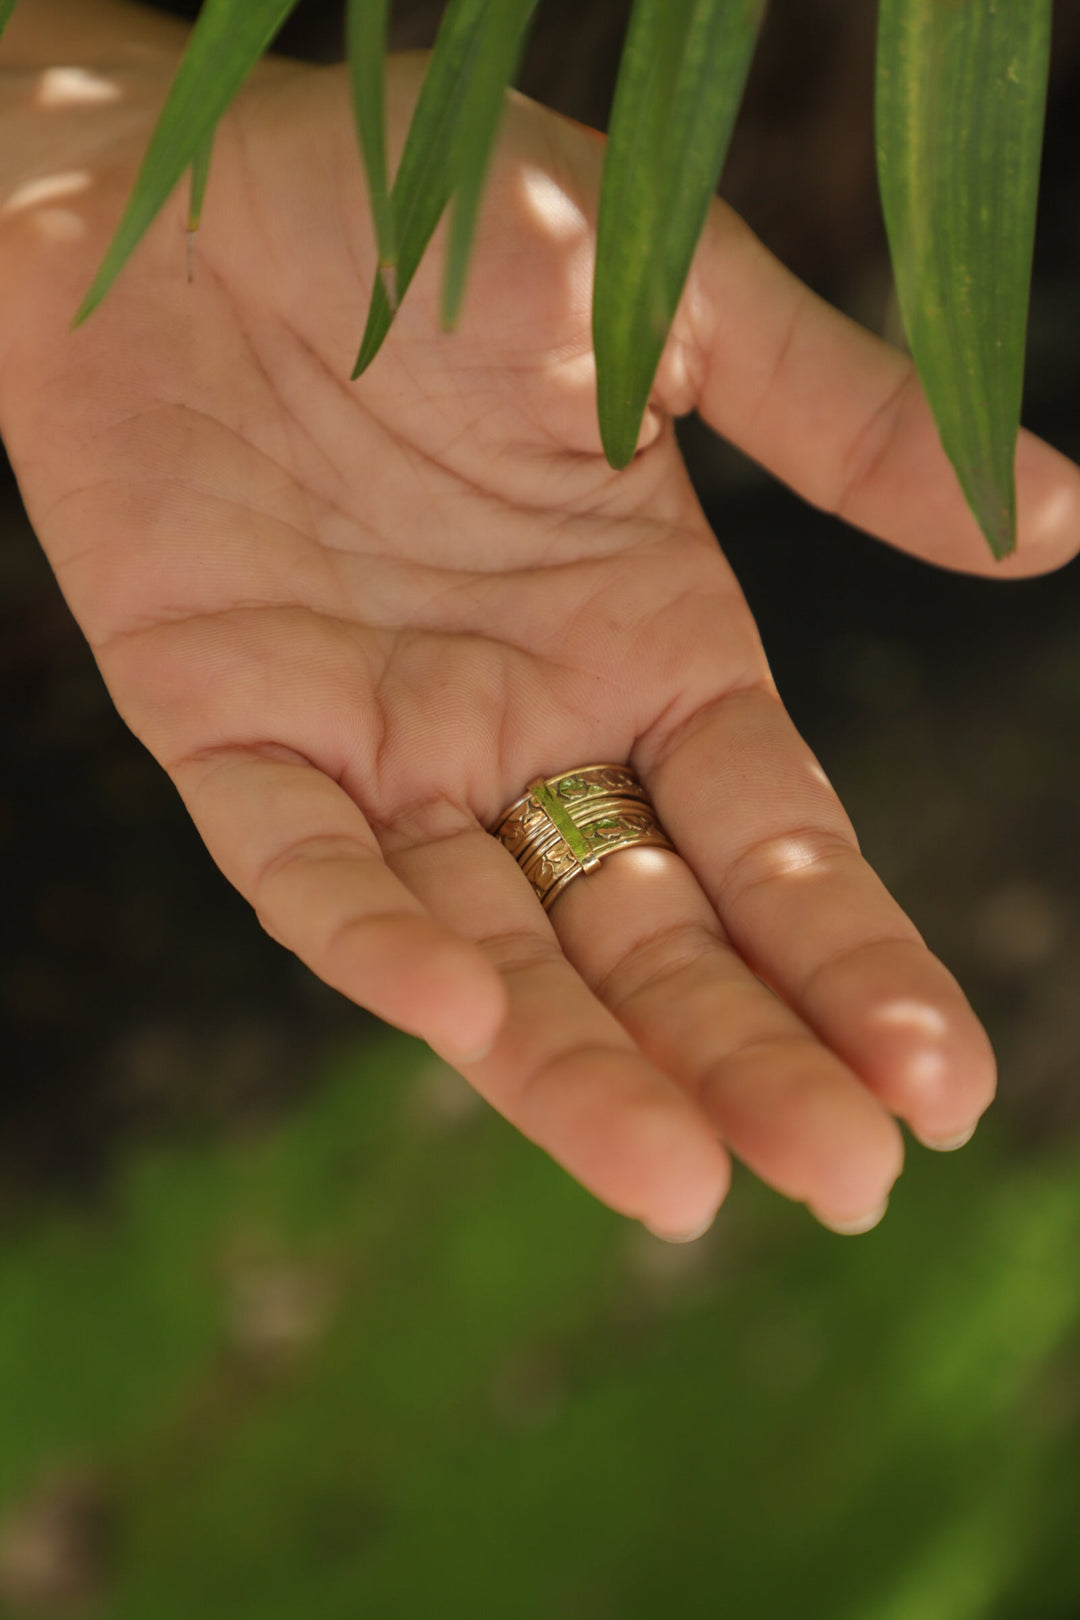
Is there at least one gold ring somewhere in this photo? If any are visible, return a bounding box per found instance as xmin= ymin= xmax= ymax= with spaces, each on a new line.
xmin=491 ymin=764 xmax=675 ymax=911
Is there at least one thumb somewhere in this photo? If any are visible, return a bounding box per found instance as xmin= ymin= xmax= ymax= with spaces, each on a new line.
xmin=654 ymin=197 xmax=1080 ymax=580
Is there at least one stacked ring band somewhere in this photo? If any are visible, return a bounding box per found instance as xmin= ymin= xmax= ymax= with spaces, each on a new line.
xmin=491 ymin=763 xmax=675 ymax=911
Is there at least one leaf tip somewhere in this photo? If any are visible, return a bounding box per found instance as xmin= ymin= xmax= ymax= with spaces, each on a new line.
xmin=973 ymin=479 xmax=1018 ymax=562
xmin=988 ymin=522 xmax=1019 ymax=563
xmin=440 ymin=293 xmax=462 ymax=334
xmin=378 ymin=261 xmax=399 ymax=315
xmin=351 ymin=340 xmax=377 ymax=381
xmin=598 ymin=408 xmax=640 ymax=473
xmin=71 ymin=287 xmax=100 ymax=330
xmin=440 ymin=254 xmax=466 ymax=333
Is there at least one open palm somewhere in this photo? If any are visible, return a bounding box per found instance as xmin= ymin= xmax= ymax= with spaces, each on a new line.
xmin=2 ymin=48 xmax=1078 ymax=1239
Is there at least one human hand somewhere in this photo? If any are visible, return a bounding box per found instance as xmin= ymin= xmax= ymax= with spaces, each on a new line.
xmin=2 ymin=44 xmax=1077 ymax=1240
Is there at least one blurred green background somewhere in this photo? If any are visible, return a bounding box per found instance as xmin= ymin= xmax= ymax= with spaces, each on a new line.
xmin=2 ymin=3 xmax=1080 ymax=1617
xmin=4 ymin=1039 xmax=1080 ymax=1619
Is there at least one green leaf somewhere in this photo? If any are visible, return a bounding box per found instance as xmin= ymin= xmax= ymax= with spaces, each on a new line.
xmin=876 ymin=0 xmax=1052 ymax=560
xmin=351 ymin=0 xmax=490 ymax=378
xmin=0 ymin=0 xmax=21 ymax=41
xmin=593 ymin=0 xmax=765 ymax=470
xmin=187 ymin=128 xmax=214 ymax=235
xmin=74 ymin=0 xmax=302 ymax=326
xmin=185 ymin=126 xmax=215 ymax=284
xmin=346 ymin=0 xmax=397 ymax=307
xmin=440 ymin=0 xmax=540 ymax=330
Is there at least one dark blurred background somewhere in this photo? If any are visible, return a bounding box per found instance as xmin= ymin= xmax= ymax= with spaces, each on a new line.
xmin=2 ymin=5 xmax=1080 ymax=1616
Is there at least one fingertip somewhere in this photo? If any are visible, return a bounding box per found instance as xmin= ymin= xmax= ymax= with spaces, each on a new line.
xmin=425 ymin=940 xmax=510 ymax=1067
xmin=335 ymin=914 xmax=507 ymax=1063
xmin=624 ymin=1093 xmax=732 ymax=1241
xmin=911 ymin=1120 xmax=978 ymax=1153
xmin=803 ymin=945 xmax=997 ymax=1151
xmin=868 ymin=993 xmax=996 ymax=1150
xmin=511 ymin=1046 xmax=732 ymax=1239
xmin=810 ymin=1196 xmax=890 ymax=1236
xmin=895 ymin=1024 xmax=996 ymax=1149
xmin=1008 ymin=434 xmax=1080 ymax=577
xmin=643 ymin=1208 xmax=721 ymax=1244
xmin=803 ymin=1117 xmax=904 ymax=1236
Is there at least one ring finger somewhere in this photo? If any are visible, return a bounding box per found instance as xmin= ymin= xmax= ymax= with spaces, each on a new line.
xmin=549 ymin=843 xmax=905 ymax=1233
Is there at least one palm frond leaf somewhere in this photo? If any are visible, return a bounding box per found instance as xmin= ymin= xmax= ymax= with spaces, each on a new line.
xmin=347 ymin=0 xmax=398 ymax=307
xmin=594 ymin=0 xmax=765 ymax=469
xmin=74 ymin=0 xmax=302 ymax=326
xmin=876 ymin=0 xmax=1053 ymax=558
xmin=351 ymin=0 xmax=491 ymax=377
xmin=441 ymin=0 xmax=540 ymax=329
xmin=0 ymin=0 xmax=22 ymax=41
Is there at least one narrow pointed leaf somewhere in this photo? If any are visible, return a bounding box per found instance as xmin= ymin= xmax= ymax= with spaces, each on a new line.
xmin=187 ymin=128 xmax=215 ymax=234
xmin=876 ymin=0 xmax=1052 ymax=560
xmin=74 ymin=0 xmax=301 ymax=326
xmin=440 ymin=0 xmax=540 ymax=330
xmin=594 ymin=0 xmax=765 ymax=469
xmin=186 ymin=126 xmax=215 ymax=284
xmin=346 ymin=0 xmax=397 ymax=304
xmin=0 ymin=0 xmax=21 ymax=41
xmin=351 ymin=0 xmax=489 ymax=377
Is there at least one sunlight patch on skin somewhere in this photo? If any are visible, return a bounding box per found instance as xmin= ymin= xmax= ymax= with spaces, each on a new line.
xmin=1026 ymin=477 xmax=1080 ymax=553
xmin=1 ymin=169 xmax=92 ymax=217
xmin=25 ymin=207 xmax=86 ymax=244
xmin=507 ymin=162 xmax=594 ymax=347
xmin=0 ymin=168 xmax=91 ymax=243
xmin=35 ymin=66 xmax=123 ymax=108
xmin=866 ymin=999 xmax=949 ymax=1041
xmin=806 ymin=760 xmax=831 ymax=792
xmin=750 ymin=834 xmax=835 ymax=883
xmin=553 ymin=846 xmax=707 ymax=934
xmin=515 ymin=164 xmax=589 ymax=246
xmin=865 ymin=999 xmax=950 ymax=1105
xmin=901 ymin=1045 xmax=949 ymax=1093
xmin=602 ymin=847 xmax=675 ymax=885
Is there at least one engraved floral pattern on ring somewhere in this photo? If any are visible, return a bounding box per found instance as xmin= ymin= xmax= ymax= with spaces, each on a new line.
xmin=491 ymin=763 xmax=675 ymax=910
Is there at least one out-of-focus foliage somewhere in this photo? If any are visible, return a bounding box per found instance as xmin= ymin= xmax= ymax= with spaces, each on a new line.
xmin=2 ymin=1035 xmax=1079 ymax=1618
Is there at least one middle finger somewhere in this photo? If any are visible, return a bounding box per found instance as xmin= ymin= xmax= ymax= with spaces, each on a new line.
xmin=383 ymin=807 xmax=733 ymax=1241
xmin=550 ymin=844 xmax=905 ymax=1233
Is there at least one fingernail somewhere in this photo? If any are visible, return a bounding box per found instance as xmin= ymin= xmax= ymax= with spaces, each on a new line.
xmin=912 ymin=1121 xmax=977 ymax=1153
xmin=812 ymin=1198 xmax=889 ymax=1237
xmin=643 ymin=1211 xmax=717 ymax=1245
xmin=433 ymin=1034 xmax=495 ymax=1067
xmin=447 ymin=1041 xmax=494 ymax=1066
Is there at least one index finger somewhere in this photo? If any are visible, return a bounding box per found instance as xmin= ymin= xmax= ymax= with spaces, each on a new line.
xmin=169 ymin=745 xmax=509 ymax=1066
xmin=663 ymin=201 xmax=1080 ymax=578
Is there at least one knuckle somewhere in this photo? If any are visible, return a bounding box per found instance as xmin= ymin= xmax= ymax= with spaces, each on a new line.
xmin=719 ymin=824 xmax=856 ymax=910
